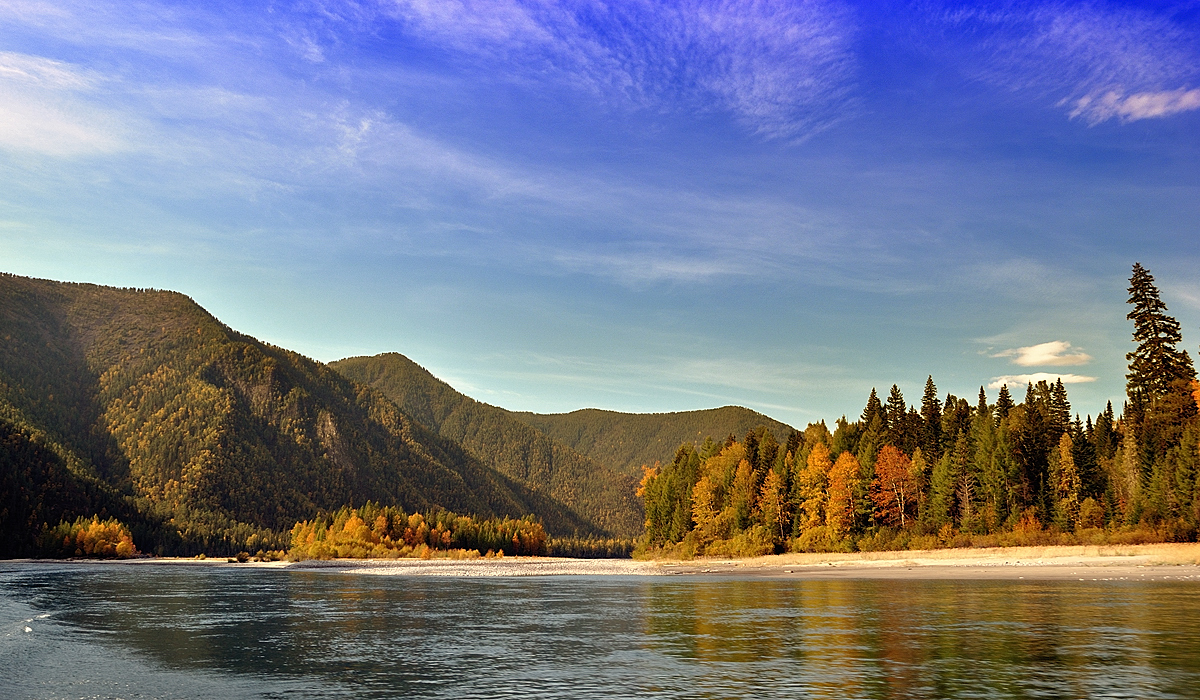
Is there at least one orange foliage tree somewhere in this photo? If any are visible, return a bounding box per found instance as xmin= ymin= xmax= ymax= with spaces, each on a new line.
xmin=826 ymin=452 xmax=862 ymax=539
xmin=870 ymin=445 xmax=917 ymax=528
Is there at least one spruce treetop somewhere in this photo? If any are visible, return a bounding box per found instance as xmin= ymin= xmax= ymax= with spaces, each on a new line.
xmin=1126 ymin=262 xmax=1195 ymax=403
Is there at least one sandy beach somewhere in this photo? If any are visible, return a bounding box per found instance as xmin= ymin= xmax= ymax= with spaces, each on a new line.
xmin=20 ymin=542 xmax=1200 ymax=581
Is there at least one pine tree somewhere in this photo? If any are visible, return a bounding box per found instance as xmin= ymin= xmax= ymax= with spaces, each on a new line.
xmin=995 ymin=384 xmax=1014 ymax=423
xmin=862 ymin=388 xmax=884 ymax=427
xmin=1126 ymin=263 xmax=1196 ymax=404
xmin=921 ymin=376 xmax=943 ymax=460
xmin=1049 ymin=379 xmax=1071 ymax=441
xmin=885 ymin=384 xmax=907 ymax=450
xmin=1093 ymin=402 xmax=1117 ymax=460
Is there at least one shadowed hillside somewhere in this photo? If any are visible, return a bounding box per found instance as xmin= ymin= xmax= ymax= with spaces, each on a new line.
xmin=0 ymin=273 xmax=590 ymax=556
xmin=510 ymin=407 xmax=795 ymax=476
xmin=331 ymin=353 xmax=642 ymax=537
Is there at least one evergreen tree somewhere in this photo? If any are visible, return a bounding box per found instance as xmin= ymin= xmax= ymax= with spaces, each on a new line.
xmin=1126 ymin=262 xmax=1196 ymax=403
xmin=1071 ymin=416 xmax=1099 ymax=499
xmin=862 ymin=388 xmax=885 ymax=427
xmin=995 ymin=384 xmax=1014 ymax=423
xmin=972 ymin=393 xmax=1006 ymax=529
xmin=885 ymin=384 xmax=905 ymax=432
xmin=830 ymin=417 xmax=861 ymax=459
xmin=743 ymin=429 xmax=760 ymax=473
xmin=921 ymin=376 xmax=943 ymax=460
xmin=1049 ymin=379 xmax=1071 ymax=441
xmin=784 ymin=430 xmax=803 ymax=464
xmin=1093 ymin=402 xmax=1117 ymax=461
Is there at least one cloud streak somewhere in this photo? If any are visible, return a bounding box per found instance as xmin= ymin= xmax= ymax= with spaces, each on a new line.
xmin=1068 ymin=87 xmax=1200 ymax=124
xmin=0 ymin=51 xmax=125 ymax=155
xmin=933 ymin=2 xmax=1200 ymax=123
xmin=987 ymin=372 xmax=1097 ymax=390
xmin=384 ymin=0 xmax=858 ymax=140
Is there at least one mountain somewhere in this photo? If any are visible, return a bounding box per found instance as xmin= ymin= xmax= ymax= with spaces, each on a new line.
xmin=330 ymin=354 xmax=642 ymax=537
xmin=0 ymin=273 xmax=590 ymax=556
xmin=510 ymin=407 xmax=795 ymax=476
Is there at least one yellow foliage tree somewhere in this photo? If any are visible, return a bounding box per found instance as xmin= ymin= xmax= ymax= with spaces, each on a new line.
xmin=796 ymin=442 xmax=832 ymax=533
xmin=826 ymin=451 xmax=862 ymax=539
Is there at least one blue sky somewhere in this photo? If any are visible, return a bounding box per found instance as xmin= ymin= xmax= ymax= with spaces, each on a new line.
xmin=2 ymin=0 xmax=1198 ymax=427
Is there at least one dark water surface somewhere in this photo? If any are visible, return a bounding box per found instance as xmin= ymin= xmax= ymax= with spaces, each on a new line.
xmin=3 ymin=563 xmax=1199 ymax=699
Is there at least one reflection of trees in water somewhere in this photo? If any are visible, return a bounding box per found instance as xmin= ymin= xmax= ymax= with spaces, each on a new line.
xmin=16 ymin=569 xmax=1200 ymax=699
xmin=641 ymin=579 xmax=1198 ymax=699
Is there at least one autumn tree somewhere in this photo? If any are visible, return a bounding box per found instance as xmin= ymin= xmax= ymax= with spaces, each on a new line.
xmin=795 ymin=442 xmax=832 ymax=535
xmin=1050 ymin=433 xmax=1081 ymax=530
xmin=826 ymin=451 xmax=862 ymax=540
xmin=870 ymin=445 xmax=917 ymax=528
xmin=757 ymin=469 xmax=790 ymax=545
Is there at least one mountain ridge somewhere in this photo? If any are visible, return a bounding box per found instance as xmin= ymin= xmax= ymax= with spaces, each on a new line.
xmin=509 ymin=405 xmax=795 ymax=476
xmin=0 ymin=273 xmax=591 ymax=555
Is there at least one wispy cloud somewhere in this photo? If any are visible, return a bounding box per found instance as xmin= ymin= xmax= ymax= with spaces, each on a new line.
xmin=932 ymin=2 xmax=1200 ymax=124
xmin=0 ymin=51 xmax=125 ymax=155
xmin=987 ymin=372 xmax=1097 ymax=390
xmin=383 ymin=0 xmax=859 ymax=140
xmin=1067 ymin=88 xmax=1200 ymax=124
xmin=992 ymin=340 xmax=1091 ymax=367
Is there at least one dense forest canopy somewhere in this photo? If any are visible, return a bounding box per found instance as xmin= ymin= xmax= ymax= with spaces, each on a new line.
xmin=637 ymin=264 xmax=1200 ymax=557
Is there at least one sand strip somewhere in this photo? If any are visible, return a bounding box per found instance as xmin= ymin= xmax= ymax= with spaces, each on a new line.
xmin=9 ymin=543 xmax=1200 ymax=580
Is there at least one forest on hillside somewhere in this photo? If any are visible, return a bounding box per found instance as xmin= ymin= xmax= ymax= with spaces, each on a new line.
xmin=331 ymin=354 xmax=642 ymax=537
xmin=0 ymin=274 xmax=591 ymax=558
xmin=637 ymin=264 xmax=1200 ymax=557
xmin=513 ymin=406 xmax=792 ymax=477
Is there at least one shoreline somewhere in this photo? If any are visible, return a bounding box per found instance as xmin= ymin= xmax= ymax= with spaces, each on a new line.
xmin=7 ymin=542 xmax=1200 ymax=581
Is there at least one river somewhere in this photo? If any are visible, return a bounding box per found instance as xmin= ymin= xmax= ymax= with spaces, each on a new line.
xmin=3 ymin=562 xmax=1198 ymax=698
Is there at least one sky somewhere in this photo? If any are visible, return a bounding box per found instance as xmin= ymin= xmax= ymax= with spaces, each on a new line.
xmin=1 ymin=0 xmax=1198 ymax=428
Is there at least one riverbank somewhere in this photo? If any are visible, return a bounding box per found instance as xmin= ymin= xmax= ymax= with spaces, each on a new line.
xmin=9 ymin=542 xmax=1200 ymax=580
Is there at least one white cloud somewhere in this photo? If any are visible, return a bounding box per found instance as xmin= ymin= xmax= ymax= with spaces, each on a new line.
xmin=992 ymin=340 xmax=1091 ymax=367
xmin=987 ymin=373 xmax=1097 ymax=389
xmin=1068 ymin=87 xmax=1200 ymax=124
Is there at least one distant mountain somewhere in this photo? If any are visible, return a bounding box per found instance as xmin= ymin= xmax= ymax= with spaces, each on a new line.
xmin=510 ymin=407 xmax=795 ymax=476
xmin=331 ymin=354 xmax=642 ymax=537
xmin=0 ymin=273 xmax=590 ymax=556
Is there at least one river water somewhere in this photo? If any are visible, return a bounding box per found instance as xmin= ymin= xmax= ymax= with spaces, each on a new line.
xmin=3 ymin=562 xmax=1199 ymax=699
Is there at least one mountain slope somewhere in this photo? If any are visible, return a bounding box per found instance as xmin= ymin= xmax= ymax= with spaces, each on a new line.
xmin=510 ymin=406 xmax=795 ymax=476
xmin=331 ymin=353 xmax=641 ymax=537
xmin=0 ymin=273 xmax=589 ymax=555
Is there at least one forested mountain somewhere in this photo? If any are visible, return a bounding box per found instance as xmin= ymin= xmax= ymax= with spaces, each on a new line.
xmin=331 ymin=354 xmax=642 ymax=537
xmin=638 ymin=264 xmax=1200 ymax=557
xmin=0 ymin=273 xmax=590 ymax=556
xmin=511 ymin=406 xmax=794 ymax=477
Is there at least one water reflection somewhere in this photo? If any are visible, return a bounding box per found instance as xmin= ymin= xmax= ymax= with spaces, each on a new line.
xmin=2 ymin=564 xmax=1198 ymax=699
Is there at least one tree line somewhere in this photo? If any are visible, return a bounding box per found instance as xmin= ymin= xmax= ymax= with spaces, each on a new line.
xmin=637 ymin=263 xmax=1199 ymax=557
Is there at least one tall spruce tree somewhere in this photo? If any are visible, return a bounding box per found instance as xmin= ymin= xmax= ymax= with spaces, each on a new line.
xmin=995 ymin=384 xmax=1014 ymax=423
xmin=921 ymin=376 xmax=943 ymax=460
xmin=1126 ymin=263 xmax=1196 ymax=404
xmin=885 ymin=385 xmax=908 ymax=449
